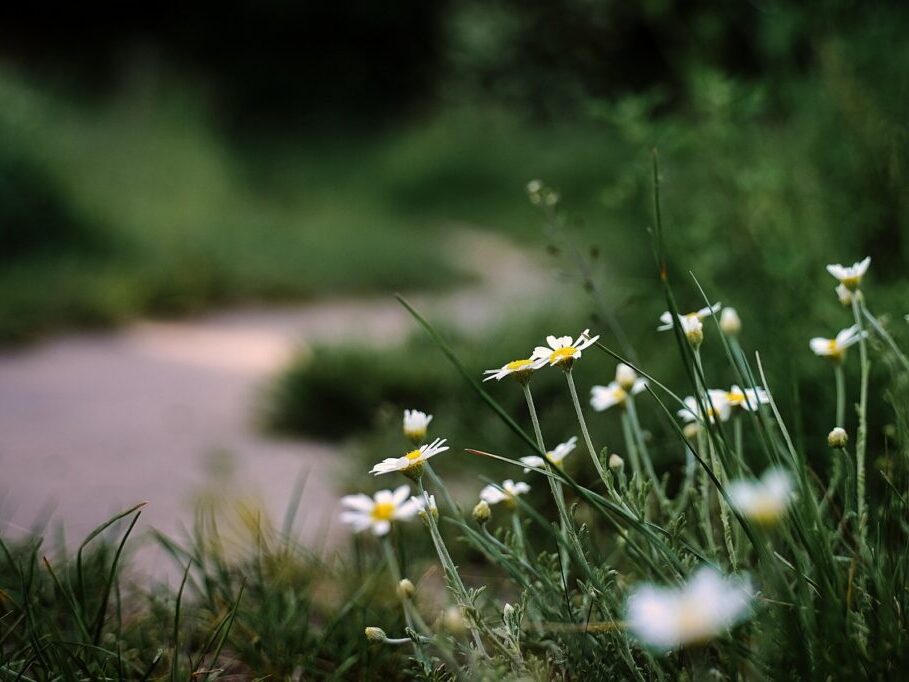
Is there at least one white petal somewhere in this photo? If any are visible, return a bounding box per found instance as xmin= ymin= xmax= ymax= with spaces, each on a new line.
xmin=371 ymin=520 xmax=392 ymax=536
xmin=340 ymin=494 xmax=375 ymax=512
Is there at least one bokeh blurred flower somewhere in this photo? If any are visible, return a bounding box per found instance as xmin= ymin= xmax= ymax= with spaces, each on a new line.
xmin=809 ymin=325 xmax=865 ymax=362
xmin=370 ymin=438 xmax=449 ymax=477
xmin=835 ymin=284 xmax=854 ymax=306
xmin=531 ymin=329 xmax=599 ymax=368
xmin=340 ymin=485 xmax=419 ymax=536
xmin=677 ymin=391 xmax=731 ymax=424
xmin=827 ymin=257 xmax=870 ymax=291
xmin=520 ymin=436 xmax=577 ymax=471
xmin=403 ymin=409 xmax=432 ymax=442
xmin=615 ymin=362 xmax=640 ymax=391
xmin=657 ymin=303 xmax=721 ymax=333
xmin=727 ymin=468 xmax=794 ymax=526
xmin=719 ymin=307 xmax=741 ymax=336
xmin=483 ymin=358 xmax=543 ymax=383
xmin=626 ymin=567 xmax=753 ymax=649
xmin=480 ymin=479 xmax=531 ymax=507
xmin=725 ymin=385 xmax=770 ymax=411
xmin=590 ymin=376 xmax=647 ymax=412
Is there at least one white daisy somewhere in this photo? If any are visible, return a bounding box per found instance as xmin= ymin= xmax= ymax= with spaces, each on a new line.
xmin=480 ymin=479 xmax=531 ymax=507
xmin=809 ymin=325 xmax=866 ymax=362
xmin=519 ymin=436 xmax=577 ymax=472
xmin=826 ymin=257 xmax=870 ymax=291
xmin=657 ymin=303 xmax=721 ymax=332
xmin=340 ymin=485 xmax=420 ymax=536
xmin=725 ymin=385 xmax=769 ymax=411
xmin=483 ymin=357 xmax=545 ymax=382
xmin=835 ymin=283 xmax=853 ymax=306
xmin=370 ymin=438 xmax=449 ymax=477
xmin=403 ymin=409 xmax=433 ymax=442
xmin=411 ymin=492 xmax=438 ymax=519
xmin=590 ymin=377 xmax=647 ymax=412
xmin=615 ymin=362 xmax=639 ymax=390
xmin=626 ymin=567 xmax=753 ymax=650
xmin=727 ymin=467 xmax=794 ymax=526
xmin=677 ymin=391 xmax=731 ymax=424
xmin=530 ymin=329 xmax=600 ymax=368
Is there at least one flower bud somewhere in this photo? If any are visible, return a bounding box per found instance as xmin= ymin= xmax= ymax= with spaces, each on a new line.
xmin=442 ymin=606 xmax=466 ymax=635
xmin=683 ymin=422 xmax=701 ymax=440
xmin=472 ymin=499 xmax=491 ymax=525
xmin=720 ymin=307 xmax=741 ymax=336
xmin=608 ymin=454 xmax=625 ymax=471
xmin=616 ymin=363 xmax=637 ymax=391
xmin=828 ymin=427 xmax=848 ymax=449
xmin=364 ymin=626 xmax=387 ymax=642
xmin=503 ymin=603 xmax=515 ymax=620
xmin=686 ymin=324 xmax=704 ymax=348
xmin=835 ymin=284 xmax=853 ymax=307
xmin=397 ymin=578 xmax=415 ymax=600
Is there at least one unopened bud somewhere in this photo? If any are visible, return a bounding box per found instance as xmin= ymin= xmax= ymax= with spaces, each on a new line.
xmin=443 ymin=605 xmax=466 ymax=635
xmin=616 ymin=363 xmax=637 ymax=391
xmin=397 ymin=578 xmax=415 ymax=600
xmin=835 ymin=284 xmax=853 ymax=307
xmin=720 ymin=307 xmax=741 ymax=336
xmin=608 ymin=454 xmax=624 ymax=471
xmin=683 ymin=422 xmax=701 ymax=440
xmin=503 ymin=603 xmax=515 ymax=619
xmin=472 ymin=499 xmax=491 ymax=525
xmin=686 ymin=325 xmax=704 ymax=347
xmin=365 ymin=626 xmax=387 ymax=642
xmin=828 ymin=427 xmax=848 ymax=449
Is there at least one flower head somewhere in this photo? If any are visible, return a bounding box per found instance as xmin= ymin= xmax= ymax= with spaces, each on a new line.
xmin=725 ymin=385 xmax=770 ymax=412
xmin=719 ymin=307 xmax=742 ymax=336
xmin=826 ymin=257 xmax=870 ymax=291
xmin=403 ymin=409 xmax=433 ymax=442
xmin=727 ymin=468 xmax=794 ymax=526
xmin=828 ymin=426 xmax=848 ymax=449
xmin=483 ymin=357 xmax=544 ymax=383
xmin=410 ymin=492 xmax=438 ymax=520
xmin=835 ymin=284 xmax=854 ymax=307
xmin=626 ymin=567 xmax=753 ymax=650
xmin=615 ymin=363 xmax=639 ymax=390
xmin=657 ymin=303 xmax=721 ymax=336
xmin=809 ymin=325 xmax=866 ymax=362
xmin=677 ymin=391 xmax=731 ymax=424
xmin=480 ymin=479 xmax=530 ymax=507
xmin=340 ymin=485 xmax=420 ymax=536
xmin=531 ymin=329 xmax=600 ymax=369
xmin=591 ymin=377 xmax=647 ymax=412
xmin=370 ymin=438 xmax=449 ymax=478
xmin=520 ymin=436 xmax=577 ymax=471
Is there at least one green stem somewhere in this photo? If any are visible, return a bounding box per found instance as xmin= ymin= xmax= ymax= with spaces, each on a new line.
xmin=424 ymin=462 xmax=460 ymax=516
xmin=382 ymin=539 xmax=430 ymax=663
xmin=620 ymin=410 xmax=643 ymax=482
xmin=863 ymin=306 xmax=909 ymax=373
xmin=565 ymin=369 xmax=607 ymax=486
xmin=851 ymin=297 xmax=869 ymax=539
xmin=625 ymin=396 xmax=667 ymax=506
xmin=834 ymin=364 xmax=846 ymax=429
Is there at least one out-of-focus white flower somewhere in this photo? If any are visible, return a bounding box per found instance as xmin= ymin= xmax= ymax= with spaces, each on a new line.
xmin=657 ymin=303 xmax=721 ymax=333
xmin=719 ymin=307 xmax=742 ymax=336
xmin=531 ymin=329 xmax=600 ymax=368
xmin=677 ymin=391 xmax=731 ymax=424
xmin=826 ymin=257 xmax=870 ymax=291
xmin=411 ymin=492 xmax=438 ymax=520
xmin=340 ymin=486 xmax=420 ymax=536
xmin=483 ymin=357 xmax=544 ymax=382
xmin=615 ymin=363 xmax=639 ymax=390
xmin=590 ymin=377 xmax=647 ymax=412
xmin=403 ymin=409 xmax=433 ymax=442
xmin=480 ymin=479 xmax=531 ymax=507
xmin=835 ymin=284 xmax=854 ymax=306
xmin=626 ymin=567 xmax=753 ymax=650
xmin=520 ymin=436 xmax=577 ymax=471
xmin=370 ymin=438 xmax=449 ymax=477
xmin=809 ymin=325 xmax=866 ymax=362
xmin=727 ymin=468 xmax=794 ymax=526
xmin=725 ymin=385 xmax=770 ymax=411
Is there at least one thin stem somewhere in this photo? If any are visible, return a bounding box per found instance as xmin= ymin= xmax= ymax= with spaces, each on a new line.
xmin=565 ymin=369 xmax=607 ymax=485
xmin=834 ymin=364 xmax=846 ymax=429
xmin=382 ymin=539 xmax=430 ymax=663
xmin=425 ymin=462 xmax=460 ymax=516
xmin=620 ymin=410 xmax=643 ymax=481
xmin=851 ymin=296 xmax=870 ymax=539
xmin=625 ymin=396 xmax=667 ymax=506
xmin=863 ymin=306 xmax=909 ymax=373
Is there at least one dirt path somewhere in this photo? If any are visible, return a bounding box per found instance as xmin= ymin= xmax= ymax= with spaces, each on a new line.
xmin=0 ymin=230 xmax=554 ymax=581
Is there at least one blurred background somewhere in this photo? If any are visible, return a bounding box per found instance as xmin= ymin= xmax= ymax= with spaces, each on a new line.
xmin=1 ymin=0 xmax=907 ymax=562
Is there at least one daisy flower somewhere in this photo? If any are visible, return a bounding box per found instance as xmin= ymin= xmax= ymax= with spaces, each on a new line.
xmin=677 ymin=391 xmax=731 ymax=424
xmin=826 ymin=257 xmax=870 ymax=291
xmin=657 ymin=303 xmax=721 ymax=332
xmin=835 ymin=283 xmax=853 ymax=307
xmin=340 ymin=485 xmax=420 ymax=536
xmin=411 ymin=492 xmax=438 ymax=520
xmin=480 ymin=479 xmax=531 ymax=507
xmin=590 ymin=365 xmax=647 ymax=412
xmin=727 ymin=468 xmax=794 ymax=526
xmin=809 ymin=325 xmax=865 ymax=362
xmin=626 ymin=567 xmax=753 ymax=650
xmin=403 ymin=409 xmax=432 ymax=442
xmin=724 ymin=385 xmax=770 ymax=412
xmin=520 ymin=436 xmax=577 ymax=471
xmin=531 ymin=329 xmax=600 ymax=368
xmin=483 ymin=357 xmax=544 ymax=383
xmin=370 ymin=438 xmax=449 ymax=478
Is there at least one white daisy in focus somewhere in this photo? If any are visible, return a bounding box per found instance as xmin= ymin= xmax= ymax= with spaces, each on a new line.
xmin=531 ymin=329 xmax=600 ymax=368
xmin=340 ymin=485 xmax=420 ymax=536
xmin=657 ymin=303 xmax=721 ymax=332
xmin=725 ymin=385 xmax=770 ymax=412
xmin=809 ymin=325 xmax=865 ymax=362
xmin=480 ymin=479 xmax=531 ymax=507
xmin=626 ymin=567 xmax=753 ymax=650
xmin=727 ymin=467 xmax=794 ymax=526
xmin=483 ymin=357 xmax=544 ymax=383
xmin=677 ymin=391 xmax=731 ymax=424
xmin=826 ymin=257 xmax=870 ymax=291
xmin=520 ymin=436 xmax=577 ymax=472
xmin=370 ymin=438 xmax=449 ymax=477
xmin=403 ymin=409 xmax=432 ymax=442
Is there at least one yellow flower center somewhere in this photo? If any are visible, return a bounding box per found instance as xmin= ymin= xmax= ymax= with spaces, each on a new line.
xmin=747 ymin=497 xmax=783 ymax=526
xmin=613 ymin=387 xmax=627 ymax=403
xmin=826 ymin=339 xmax=844 ymax=359
xmin=371 ymin=502 xmax=396 ymax=521
xmin=842 ymin=275 xmax=860 ymax=291
xmin=506 ymin=359 xmax=533 ymax=371
xmin=549 ymin=347 xmax=577 ymax=364
xmin=405 ymin=448 xmax=423 ymax=461
xmin=728 ymin=391 xmax=745 ymax=406
xmin=676 ymin=598 xmax=711 ymax=643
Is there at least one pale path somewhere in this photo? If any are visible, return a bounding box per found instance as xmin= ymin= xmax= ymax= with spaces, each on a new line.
xmin=0 ymin=230 xmax=555 ymax=581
